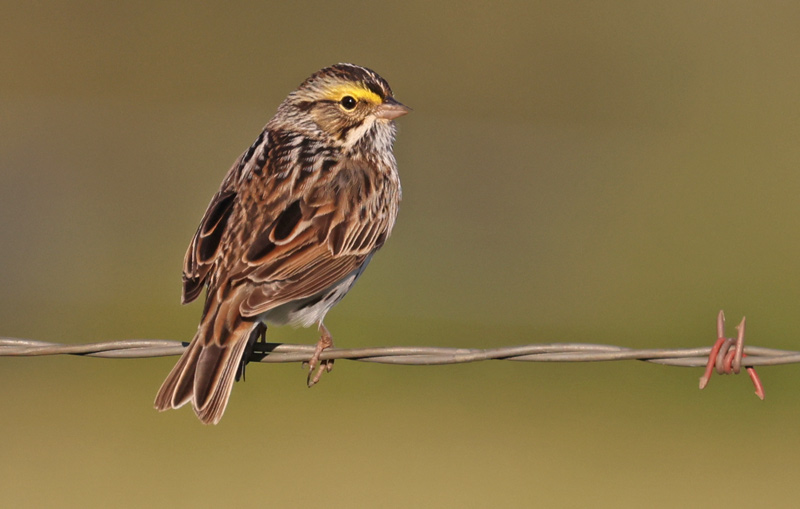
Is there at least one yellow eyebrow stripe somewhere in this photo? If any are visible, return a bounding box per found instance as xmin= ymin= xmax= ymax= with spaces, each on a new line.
xmin=325 ymin=84 xmax=382 ymax=105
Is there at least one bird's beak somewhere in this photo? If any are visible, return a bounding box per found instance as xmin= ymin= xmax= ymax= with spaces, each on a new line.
xmin=375 ymin=97 xmax=411 ymax=120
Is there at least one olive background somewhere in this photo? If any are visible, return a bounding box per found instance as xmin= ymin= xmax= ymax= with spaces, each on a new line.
xmin=2 ymin=2 xmax=800 ymax=507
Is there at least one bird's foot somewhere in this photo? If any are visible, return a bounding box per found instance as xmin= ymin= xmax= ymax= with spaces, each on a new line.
xmin=306 ymin=324 xmax=334 ymax=387
xmin=237 ymin=322 xmax=267 ymax=382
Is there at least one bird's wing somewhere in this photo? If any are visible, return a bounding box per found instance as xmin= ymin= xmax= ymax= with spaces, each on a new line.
xmin=181 ymin=144 xmax=251 ymax=304
xmin=181 ymin=129 xmax=398 ymax=316
xmin=236 ymin=154 xmax=398 ymax=317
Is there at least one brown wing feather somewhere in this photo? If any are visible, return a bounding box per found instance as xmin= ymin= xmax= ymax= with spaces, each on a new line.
xmin=182 ymin=152 xmax=249 ymax=304
xmin=182 ymin=130 xmax=398 ymax=315
xmin=226 ymin=155 xmax=398 ymax=317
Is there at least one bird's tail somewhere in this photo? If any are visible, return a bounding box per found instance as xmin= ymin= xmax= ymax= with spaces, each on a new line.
xmin=154 ymin=290 xmax=258 ymax=424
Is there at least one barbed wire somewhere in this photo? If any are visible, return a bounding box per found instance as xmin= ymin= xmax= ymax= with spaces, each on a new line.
xmin=2 ymin=337 xmax=799 ymax=366
xmin=1 ymin=312 xmax=793 ymax=398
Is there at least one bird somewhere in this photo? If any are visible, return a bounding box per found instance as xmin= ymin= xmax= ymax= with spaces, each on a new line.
xmin=154 ymin=63 xmax=409 ymax=424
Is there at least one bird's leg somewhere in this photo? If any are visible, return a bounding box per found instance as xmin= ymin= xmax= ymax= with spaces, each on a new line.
xmin=236 ymin=322 xmax=267 ymax=382
xmin=307 ymin=323 xmax=334 ymax=387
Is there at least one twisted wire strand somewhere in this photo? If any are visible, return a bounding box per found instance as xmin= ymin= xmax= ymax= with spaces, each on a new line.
xmin=2 ymin=337 xmax=798 ymax=367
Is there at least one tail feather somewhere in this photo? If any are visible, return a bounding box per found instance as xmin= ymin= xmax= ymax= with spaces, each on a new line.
xmin=154 ymin=298 xmax=258 ymax=424
xmin=154 ymin=335 xmax=203 ymax=411
xmin=195 ymin=333 xmax=251 ymax=424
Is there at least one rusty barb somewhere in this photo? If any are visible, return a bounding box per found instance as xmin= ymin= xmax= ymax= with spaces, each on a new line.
xmin=699 ymin=311 xmax=765 ymax=400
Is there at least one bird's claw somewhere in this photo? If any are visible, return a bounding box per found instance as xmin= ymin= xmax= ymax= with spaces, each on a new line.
xmin=306 ymin=323 xmax=334 ymax=387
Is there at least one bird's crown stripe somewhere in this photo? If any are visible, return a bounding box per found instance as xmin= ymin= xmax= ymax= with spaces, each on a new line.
xmin=325 ymin=84 xmax=382 ymax=105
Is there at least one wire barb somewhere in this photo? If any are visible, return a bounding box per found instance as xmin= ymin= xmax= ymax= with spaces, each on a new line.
xmin=699 ymin=311 xmax=765 ymax=399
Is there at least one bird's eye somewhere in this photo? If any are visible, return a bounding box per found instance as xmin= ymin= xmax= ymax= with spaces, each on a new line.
xmin=340 ymin=96 xmax=357 ymax=110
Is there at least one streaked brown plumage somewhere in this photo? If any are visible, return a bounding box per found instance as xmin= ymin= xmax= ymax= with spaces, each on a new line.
xmin=154 ymin=64 xmax=408 ymax=424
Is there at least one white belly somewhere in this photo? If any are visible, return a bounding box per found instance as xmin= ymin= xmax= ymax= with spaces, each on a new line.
xmin=259 ymin=255 xmax=372 ymax=328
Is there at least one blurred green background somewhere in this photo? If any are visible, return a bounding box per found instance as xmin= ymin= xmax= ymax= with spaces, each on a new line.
xmin=2 ymin=1 xmax=800 ymax=507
